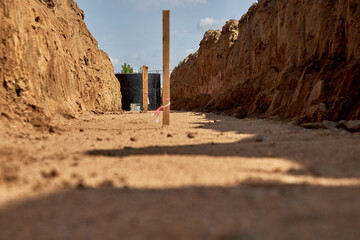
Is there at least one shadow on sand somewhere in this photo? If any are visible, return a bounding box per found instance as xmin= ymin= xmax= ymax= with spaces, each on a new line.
xmin=86 ymin=113 xmax=360 ymax=179
xmin=0 ymin=182 xmax=360 ymax=240
xmin=1 ymin=113 xmax=359 ymax=240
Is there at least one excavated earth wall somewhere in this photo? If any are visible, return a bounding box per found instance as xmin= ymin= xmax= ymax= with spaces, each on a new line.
xmin=171 ymin=0 xmax=360 ymax=122
xmin=0 ymin=0 xmax=121 ymax=128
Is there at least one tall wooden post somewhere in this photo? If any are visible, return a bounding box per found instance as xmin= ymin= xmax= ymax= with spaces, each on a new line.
xmin=163 ymin=10 xmax=170 ymax=126
xmin=142 ymin=65 xmax=149 ymax=113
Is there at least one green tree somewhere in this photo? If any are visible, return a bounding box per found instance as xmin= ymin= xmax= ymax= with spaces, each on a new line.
xmin=121 ymin=63 xmax=134 ymax=74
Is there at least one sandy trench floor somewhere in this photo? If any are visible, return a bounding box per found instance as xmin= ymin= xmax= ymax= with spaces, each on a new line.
xmin=0 ymin=111 xmax=360 ymax=240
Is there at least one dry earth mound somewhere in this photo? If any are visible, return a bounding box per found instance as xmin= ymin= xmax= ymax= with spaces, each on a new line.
xmin=171 ymin=0 xmax=360 ymax=122
xmin=0 ymin=0 xmax=121 ymax=128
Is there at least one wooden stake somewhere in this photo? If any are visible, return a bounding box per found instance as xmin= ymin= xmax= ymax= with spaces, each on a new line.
xmin=142 ymin=65 xmax=149 ymax=113
xmin=163 ymin=10 xmax=170 ymax=126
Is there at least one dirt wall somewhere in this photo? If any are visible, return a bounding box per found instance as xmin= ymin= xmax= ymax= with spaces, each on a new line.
xmin=0 ymin=0 xmax=121 ymax=127
xmin=171 ymin=0 xmax=360 ymax=122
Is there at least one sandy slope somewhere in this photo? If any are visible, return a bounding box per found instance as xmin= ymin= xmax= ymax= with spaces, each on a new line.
xmin=171 ymin=0 xmax=360 ymax=121
xmin=0 ymin=112 xmax=360 ymax=240
xmin=0 ymin=0 xmax=121 ymax=124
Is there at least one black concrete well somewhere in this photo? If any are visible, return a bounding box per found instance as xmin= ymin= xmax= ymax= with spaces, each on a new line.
xmin=115 ymin=73 xmax=161 ymax=111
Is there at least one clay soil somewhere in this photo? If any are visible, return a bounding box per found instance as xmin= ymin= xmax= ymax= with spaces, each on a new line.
xmin=0 ymin=111 xmax=360 ymax=240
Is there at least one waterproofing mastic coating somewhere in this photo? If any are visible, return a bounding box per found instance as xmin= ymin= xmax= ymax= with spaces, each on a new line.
xmin=115 ymin=73 xmax=161 ymax=111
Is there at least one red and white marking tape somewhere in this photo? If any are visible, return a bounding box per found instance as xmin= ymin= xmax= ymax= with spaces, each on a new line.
xmin=152 ymin=98 xmax=171 ymax=122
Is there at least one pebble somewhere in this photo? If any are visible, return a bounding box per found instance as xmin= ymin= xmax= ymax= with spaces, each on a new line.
xmin=187 ymin=132 xmax=197 ymax=139
xmin=300 ymin=120 xmax=359 ymax=132
xmin=61 ymin=181 xmax=71 ymax=189
xmin=76 ymin=181 xmax=86 ymax=189
xmin=49 ymin=126 xmax=56 ymax=133
xmin=339 ymin=120 xmax=360 ymax=132
xmin=347 ymin=121 xmax=360 ymax=130
xmin=99 ymin=180 xmax=114 ymax=188
xmin=4 ymin=174 xmax=18 ymax=183
xmin=322 ymin=120 xmax=339 ymax=130
xmin=40 ymin=169 xmax=59 ymax=179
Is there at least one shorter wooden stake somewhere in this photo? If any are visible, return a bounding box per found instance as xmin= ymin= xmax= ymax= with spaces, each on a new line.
xmin=142 ymin=65 xmax=149 ymax=113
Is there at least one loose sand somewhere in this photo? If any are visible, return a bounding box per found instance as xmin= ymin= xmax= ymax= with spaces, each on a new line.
xmin=1 ymin=111 xmax=359 ymax=240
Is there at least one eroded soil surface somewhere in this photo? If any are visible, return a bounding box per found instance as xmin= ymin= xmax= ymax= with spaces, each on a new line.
xmin=1 ymin=112 xmax=360 ymax=240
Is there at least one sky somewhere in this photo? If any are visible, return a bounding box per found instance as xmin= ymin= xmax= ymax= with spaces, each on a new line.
xmin=75 ymin=0 xmax=256 ymax=73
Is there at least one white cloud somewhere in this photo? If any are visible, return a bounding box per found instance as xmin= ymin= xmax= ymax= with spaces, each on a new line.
xmin=199 ymin=17 xmax=226 ymax=30
xmin=110 ymin=57 xmax=121 ymax=65
xmin=185 ymin=49 xmax=194 ymax=55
